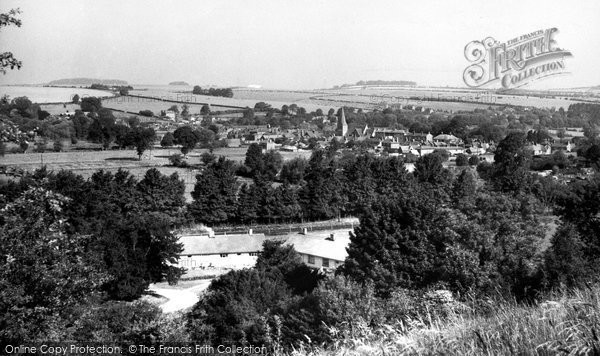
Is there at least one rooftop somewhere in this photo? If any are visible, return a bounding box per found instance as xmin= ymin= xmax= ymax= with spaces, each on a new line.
xmin=278 ymin=228 xmax=352 ymax=262
xmin=178 ymin=228 xmax=353 ymax=262
xmin=179 ymin=233 xmax=268 ymax=256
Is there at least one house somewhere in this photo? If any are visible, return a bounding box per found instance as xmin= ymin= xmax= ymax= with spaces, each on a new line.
xmin=260 ymin=139 xmax=277 ymax=151
xmin=417 ymin=146 xmax=437 ymax=156
xmin=372 ymin=128 xmax=407 ymax=141
xmin=404 ymin=132 xmax=433 ymax=144
xmin=176 ymin=231 xmax=268 ymax=270
xmin=443 ymin=146 xmax=466 ymax=155
xmin=176 ymin=228 xmax=352 ymax=272
xmin=382 ymin=140 xmax=401 ymax=154
xmin=283 ymin=228 xmax=352 ymax=270
xmin=527 ymin=144 xmax=551 ymax=156
xmin=434 ymin=133 xmax=462 ymax=145
xmin=165 ymin=110 xmax=176 ymax=121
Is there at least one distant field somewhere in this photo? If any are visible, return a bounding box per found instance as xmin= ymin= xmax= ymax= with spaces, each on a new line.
xmin=234 ymin=87 xmax=593 ymax=111
xmin=1 ymin=147 xmax=312 ymax=201
xmin=0 ymin=85 xmax=114 ymax=103
xmin=131 ymin=86 xmax=335 ymax=113
xmin=334 ymin=87 xmax=590 ymax=110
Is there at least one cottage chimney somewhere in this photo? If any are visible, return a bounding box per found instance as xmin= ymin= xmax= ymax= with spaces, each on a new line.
xmin=248 ymin=228 xmax=253 ymax=235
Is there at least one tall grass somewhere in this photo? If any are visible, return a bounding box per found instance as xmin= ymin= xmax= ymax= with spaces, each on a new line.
xmin=287 ymin=285 xmax=600 ymax=356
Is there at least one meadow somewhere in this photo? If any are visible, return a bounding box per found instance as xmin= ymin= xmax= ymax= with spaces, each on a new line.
xmin=1 ymin=146 xmax=312 ymax=201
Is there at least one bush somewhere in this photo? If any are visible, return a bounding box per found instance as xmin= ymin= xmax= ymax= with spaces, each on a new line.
xmin=34 ymin=140 xmax=47 ymax=153
xmin=73 ymin=300 xmax=189 ymax=343
xmin=160 ymin=132 xmax=174 ymax=147
xmin=169 ymin=154 xmax=188 ymax=167
xmin=455 ymin=153 xmax=469 ymax=166
xmin=468 ymin=155 xmax=480 ymax=166
xmin=53 ymin=140 xmax=63 ymax=152
xmin=139 ymin=110 xmax=154 ymax=117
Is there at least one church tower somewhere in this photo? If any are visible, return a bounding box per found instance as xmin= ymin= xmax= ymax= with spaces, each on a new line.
xmin=336 ymin=108 xmax=348 ymax=137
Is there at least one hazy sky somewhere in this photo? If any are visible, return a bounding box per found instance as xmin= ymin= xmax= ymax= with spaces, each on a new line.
xmin=1 ymin=0 xmax=599 ymax=89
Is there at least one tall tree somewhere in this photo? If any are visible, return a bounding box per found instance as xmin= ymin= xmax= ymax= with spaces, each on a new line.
xmin=189 ymin=157 xmax=239 ymax=224
xmin=492 ymin=132 xmax=533 ymax=193
xmin=245 ymin=143 xmax=265 ymax=175
xmin=173 ymin=125 xmax=201 ymax=156
xmin=127 ymin=127 xmax=156 ymax=160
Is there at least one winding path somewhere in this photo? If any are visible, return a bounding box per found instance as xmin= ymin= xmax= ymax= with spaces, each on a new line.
xmin=148 ymin=280 xmax=212 ymax=313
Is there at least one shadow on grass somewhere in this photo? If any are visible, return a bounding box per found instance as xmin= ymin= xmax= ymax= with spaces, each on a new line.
xmin=144 ymin=290 xmax=162 ymax=298
xmin=105 ymin=157 xmax=139 ymax=161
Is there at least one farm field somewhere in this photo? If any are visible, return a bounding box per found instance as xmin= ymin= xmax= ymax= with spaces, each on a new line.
xmin=130 ymin=86 xmax=335 ymax=113
xmin=1 ymin=147 xmax=312 ymax=201
xmin=102 ymin=96 xmax=210 ymax=116
xmin=0 ymin=85 xmax=114 ymax=103
xmin=39 ymin=103 xmax=81 ymax=114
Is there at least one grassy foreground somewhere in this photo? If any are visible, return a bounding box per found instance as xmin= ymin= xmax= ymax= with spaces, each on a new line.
xmin=288 ymin=285 xmax=600 ymax=356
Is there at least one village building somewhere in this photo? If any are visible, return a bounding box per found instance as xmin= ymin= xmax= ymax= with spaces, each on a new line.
xmin=176 ymin=232 xmax=268 ymax=270
xmin=284 ymin=228 xmax=351 ymax=270
xmin=165 ymin=110 xmax=177 ymax=121
xmin=527 ymin=143 xmax=552 ymax=156
xmin=175 ymin=228 xmax=352 ymax=272
xmin=433 ymin=133 xmax=462 ymax=145
xmin=372 ymin=128 xmax=407 ymax=141
xmin=405 ymin=132 xmax=434 ymax=144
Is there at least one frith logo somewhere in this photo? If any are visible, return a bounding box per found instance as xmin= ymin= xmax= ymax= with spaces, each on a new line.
xmin=463 ymin=28 xmax=572 ymax=89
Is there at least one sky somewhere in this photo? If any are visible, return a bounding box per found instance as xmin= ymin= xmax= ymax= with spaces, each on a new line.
xmin=1 ymin=0 xmax=599 ymax=89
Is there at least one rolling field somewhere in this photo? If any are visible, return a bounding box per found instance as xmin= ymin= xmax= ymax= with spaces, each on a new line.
xmin=1 ymin=147 xmax=312 ymax=201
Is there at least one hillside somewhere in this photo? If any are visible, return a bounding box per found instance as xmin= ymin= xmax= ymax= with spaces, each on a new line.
xmin=48 ymin=78 xmax=129 ymax=86
xmin=169 ymin=81 xmax=189 ymax=86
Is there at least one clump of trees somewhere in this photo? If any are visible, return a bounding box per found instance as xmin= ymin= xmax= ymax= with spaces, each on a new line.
xmin=83 ymin=108 xmax=156 ymax=157
xmin=0 ymin=167 xmax=188 ymax=342
xmin=192 ymin=86 xmax=233 ymax=98
xmin=171 ymin=125 xmax=218 ymax=156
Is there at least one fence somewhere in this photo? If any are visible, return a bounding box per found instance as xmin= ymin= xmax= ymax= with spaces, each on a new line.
xmin=179 ymin=218 xmax=359 ymax=237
